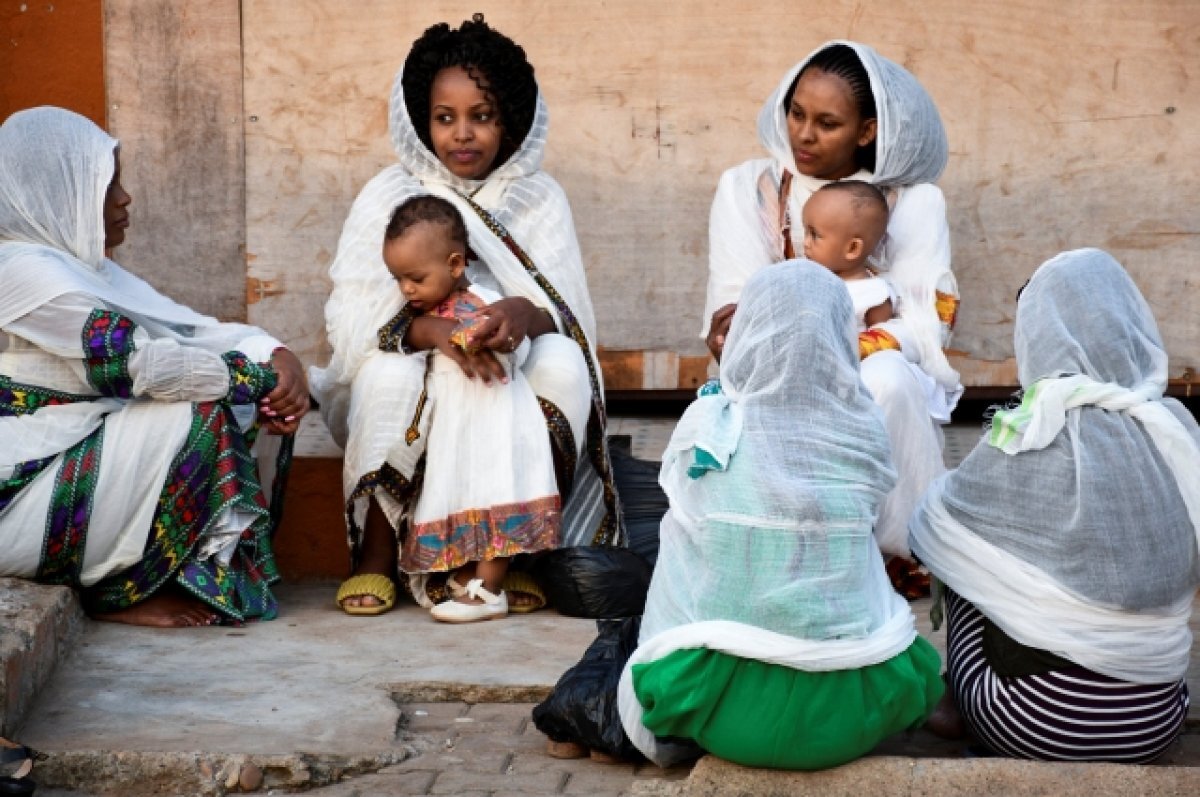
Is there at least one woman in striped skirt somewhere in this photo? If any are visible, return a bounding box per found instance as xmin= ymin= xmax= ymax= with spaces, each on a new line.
xmin=910 ymin=249 xmax=1197 ymax=763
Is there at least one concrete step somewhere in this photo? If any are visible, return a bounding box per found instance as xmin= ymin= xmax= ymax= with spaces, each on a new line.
xmin=0 ymin=578 xmax=85 ymax=737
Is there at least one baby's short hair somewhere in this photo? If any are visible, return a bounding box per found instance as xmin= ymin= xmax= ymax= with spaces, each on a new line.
xmin=385 ymin=194 xmax=469 ymax=250
xmin=816 ymin=180 xmax=889 ymax=219
xmin=815 ymin=180 xmax=889 ymax=253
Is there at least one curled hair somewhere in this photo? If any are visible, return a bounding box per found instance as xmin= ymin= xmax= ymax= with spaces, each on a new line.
xmin=385 ymin=194 xmax=469 ymax=251
xmin=402 ymin=13 xmax=538 ymax=170
xmin=788 ymin=44 xmax=878 ymax=172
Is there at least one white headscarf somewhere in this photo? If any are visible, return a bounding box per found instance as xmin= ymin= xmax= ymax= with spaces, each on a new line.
xmin=757 ymin=40 xmax=948 ymax=187
xmin=0 ymin=106 xmax=115 ymax=271
xmin=0 ymin=107 xmax=272 ymax=345
xmin=645 ymin=260 xmax=906 ymax=646
xmin=910 ymin=249 xmax=1200 ymax=683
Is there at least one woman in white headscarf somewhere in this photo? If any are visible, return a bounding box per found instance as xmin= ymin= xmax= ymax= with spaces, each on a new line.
xmin=703 ymin=42 xmax=960 ymax=565
xmin=0 ymin=107 xmax=309 ymax=627
xmin=618 ymin=260 xmax=943 ymax=770
xmin=910 ymin=249 xmax=1198 ymax=762
xmin=311 ymin=15 xmax=621 ymax=617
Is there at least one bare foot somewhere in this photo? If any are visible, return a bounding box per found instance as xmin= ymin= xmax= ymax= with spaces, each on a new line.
xmin=925 ymin=690 xmax=966 ymax=739
xmin=546 ymin=740 xmax=587 ymax=759
xmin=91 ymin=591 xmax=220 ymax=628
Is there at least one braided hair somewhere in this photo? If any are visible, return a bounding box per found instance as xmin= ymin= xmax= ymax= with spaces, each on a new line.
xmin=402 ymin=13 xmax=538 ymax=171
xmin=788 ymin=44 xmax=878 ymax=172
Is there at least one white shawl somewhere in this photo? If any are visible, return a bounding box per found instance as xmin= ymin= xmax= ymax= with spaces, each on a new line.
xmin=310 ymin=64 xmax=615 ymax=547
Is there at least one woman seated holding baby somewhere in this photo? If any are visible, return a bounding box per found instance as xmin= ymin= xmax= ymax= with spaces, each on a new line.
xmin=312 ymin=15 xmax=621 ymax=621
xmin=703 ymin=41 xmax=961 ymax=563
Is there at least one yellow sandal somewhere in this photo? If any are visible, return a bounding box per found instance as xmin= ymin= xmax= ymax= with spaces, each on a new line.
xmin=335 ymin=573 xmax=396 ymax=616
xmin=502 ymin=572 xmax=547 ymax=614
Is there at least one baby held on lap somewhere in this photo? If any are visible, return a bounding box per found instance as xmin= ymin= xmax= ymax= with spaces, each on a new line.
xmin=800 ymin=181 xmax=894 ymax=333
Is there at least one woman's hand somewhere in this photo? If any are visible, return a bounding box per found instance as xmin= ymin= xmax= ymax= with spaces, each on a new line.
xmin=260 ymin=348 xmax=311 ymax=435
xmin=422 ymin=315 xmax=510 ymax=385
xmin=706 ymin=303 xmax=737 ymax=361
xmin=470 ymin=297 xmax=555 ymax=355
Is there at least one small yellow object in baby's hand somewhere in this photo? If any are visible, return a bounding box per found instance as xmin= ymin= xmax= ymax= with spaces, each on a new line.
xmin=449 ymin=317 xmax=486 ymax=355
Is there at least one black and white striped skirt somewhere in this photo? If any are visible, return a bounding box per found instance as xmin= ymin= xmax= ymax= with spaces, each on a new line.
xmin=945 ymin=590 xmax=1189 ymax=763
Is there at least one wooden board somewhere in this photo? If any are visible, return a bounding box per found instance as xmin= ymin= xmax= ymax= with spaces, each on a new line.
xmin=231 ymin=2 xmax=1198 ymax=386
xmin=0 ymin=0 xmax=105 ymax=126
xmin=103 ymin=0 xmax=246 ymax=321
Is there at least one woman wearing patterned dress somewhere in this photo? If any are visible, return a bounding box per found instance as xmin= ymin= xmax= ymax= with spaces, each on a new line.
xmin=910 ymin=249 xmax=1198 ymax=762
xmin=0 ymin=107 xmax=309 ymax=628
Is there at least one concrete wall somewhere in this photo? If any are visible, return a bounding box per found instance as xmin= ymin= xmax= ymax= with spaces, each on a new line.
xmin=102 ymin=1 xmax=1199 ymax=390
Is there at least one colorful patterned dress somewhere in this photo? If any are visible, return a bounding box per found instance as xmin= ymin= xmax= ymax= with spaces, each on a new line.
xmin=0 ymin=291 xmax=289 ymax=623
xmin=387 ymin=284 xmax=560 ymax=577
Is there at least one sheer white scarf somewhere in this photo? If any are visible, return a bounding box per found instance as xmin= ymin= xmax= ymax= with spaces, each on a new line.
xmin=910 ymin=249 xmax=1200 ymax=683
xmin=621 ymin=261 xmax=919 ymax=765
xmin=0 ymin=107 xmax=280 ymax=470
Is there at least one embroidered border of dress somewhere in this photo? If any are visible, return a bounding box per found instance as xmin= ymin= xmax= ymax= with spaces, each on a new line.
xmin=345 ymin=461 xmax=422 ymax=568
xmin=82 ymin=401 xmax=279 ymax=622
xmin=0 ymin=456 xmax=56 ymax=513
xmin=538 ymin=396 xmax=576 ymax=489
xmin=457 ymin=193 xmax=623 ymax=547
xmin=400 ymin=495 xmax=561 ymax=573
xmin=35 ymin=427 xmax=104 ymax=585
xmin=378 ymin=304 xmax=421 ymax=354
xmin=859 ymin=328 xmax=902 ymax=360
xmin=222 ymin=351 xmax=279 ymax=405
xmin=82 ymin=309 xmax=136 ymax=398
xmin=0 ymin=374 xmax=94 ymax=417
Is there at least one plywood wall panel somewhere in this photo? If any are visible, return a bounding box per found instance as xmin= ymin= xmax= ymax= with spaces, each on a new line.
xmin=233 ymin=1 xmax=1197 ymax=382
xmin=103 ymin=0 xmax=246 ymax=321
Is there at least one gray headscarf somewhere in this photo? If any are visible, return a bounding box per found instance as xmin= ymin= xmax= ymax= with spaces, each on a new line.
xmin=936 ymin=249 xmax=1199 ymax=610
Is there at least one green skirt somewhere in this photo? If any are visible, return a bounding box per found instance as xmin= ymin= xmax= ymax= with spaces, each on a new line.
xmin=631 ymin=636 xmax=943 ymax=770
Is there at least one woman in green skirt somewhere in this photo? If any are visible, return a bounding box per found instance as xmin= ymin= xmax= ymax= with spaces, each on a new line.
xmin=618 ymin=261 xmax=942 ymax=770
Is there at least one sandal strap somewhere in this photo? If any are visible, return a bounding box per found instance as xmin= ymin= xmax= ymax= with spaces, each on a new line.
xmin=464 ymin=578 xmax=502 ymax=605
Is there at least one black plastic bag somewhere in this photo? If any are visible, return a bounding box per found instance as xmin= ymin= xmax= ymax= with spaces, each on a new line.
xmin=609 ymin=438 xmax=668 ymax=566
xmin=532 ymin=617 xmax=643 ymax=761
xmin=533 ymin=546 xmax=652 ymax=618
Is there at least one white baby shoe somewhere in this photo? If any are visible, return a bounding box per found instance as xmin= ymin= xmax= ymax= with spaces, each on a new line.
xmin=430 ymin=578 xmax=508 ymax=623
